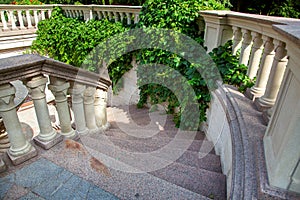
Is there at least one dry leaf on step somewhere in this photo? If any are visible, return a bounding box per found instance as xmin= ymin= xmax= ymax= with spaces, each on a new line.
xmin=65 ymin=139 xmax=87 ymax=155
xmin=90 ymin=156 xmax=111 ymax=177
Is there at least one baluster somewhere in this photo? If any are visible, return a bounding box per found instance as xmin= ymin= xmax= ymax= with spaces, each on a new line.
xmin=247 ymin=32 xmax=263 ymax=79
xmin=9 ymin=11 xmax=17 ymax=30
xmin=33 ymin=10 xmax=39 ymax=28
xmin=248 ymin=36 xmax=275 ymax=99
xmin=0 ymin=84 xmax=37 ymax=165
xmin=96 ymin=11 xmax=102 ymax=19
xmin=41 ymin=10 xmax=46 ymax=20
xmin=256 ymin=40 xmax=288 ymax=110
xmin=102 ymin=11 xmax=107 ymax=19
xmin=84 ymin=86 xmax=98 ymax=133
xmin=25 ymin=75 xmax=63 ymax=149
xmin=239 ymin=29 xmax=252 ymax=65
xmin=119 ymin=12 xmax=124 ymax=22
xmin=94 ymin=89 xmax=110 ymax=130
xmin=1 ymin=11 xmax=9 ymax=31
xmin=134 ymin=13 xmax=139 ymax=24
xmin=108 ymin=11 xmax=112 ymax=21
xmin=48 ymin=9 xmax=52 ymax=18
xmin=126 ymin=13 xmax=131 ymax=25
xmin=48 ymin=77 xmax=77 ymax=139
xmin=17 ymin=10 xmax=25 ymax=30
xmin=232 ymin=26 xmax=242 ymax=55
xmin=25 ymin=10 xmax=33 ymax=29
xmin=113 ymin=12 xmax=119 ymax=22
xmin=89 ymin=9 xmax=93 ymax=20
xmin=69 ymin=83 xmax=89 ymax=135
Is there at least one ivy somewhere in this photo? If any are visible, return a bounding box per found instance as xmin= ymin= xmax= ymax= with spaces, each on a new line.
xmin=135 ymin=0 xmax=227 ymax=129
xmin=209 ymin=40 xmax=255 ymax=92
xmin=31 ymin=6 xmax=133 ymax=89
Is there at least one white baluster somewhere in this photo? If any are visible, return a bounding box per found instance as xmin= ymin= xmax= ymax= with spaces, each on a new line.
xmin=94 ymin=89 xmax=110 ymax=130
xmin=113 ymin=12 xmax=119 ymax=22
xmin=239 ymin=29 xmax=252 ymax=65
xmin=126 ymin=13 xmax=131 ymax=25
xmin=41 ymin=10 xmax=46 ymax=20
xmin=232 ymin=26 xmax=242 ymax=55
xmin=247 ymin=32 xmax=263 ymax=79
xmin=257 ymin=40 xmax=288 ymax=109
xmin=0 ymin=84 xmax=37 ymax=165
xmin=17 ymin=10 xmax=25 ymax=30
xmin=9 ymin=11 xmax=17 ymax=30
xmin=89 ymin=9 xmax=93 ymax=20
xmin=119 ymin=12 xmax=124 ymax=22
xmin=25 ymin=10 xmax=33 ymax=29
xmin=108 ymin=11 xmax=112 ymax=20
xmin=102 ymin=11 xmax=107 ymax=19
xmin=48 ymin=77 xmax=77 ymax=139
xmin=33 ymin=10 xmax=39 ymax=28
xmin=0 ymin=11 xmax=9 ymax=31
xmin=84 ymin=86 xmax=98 ymax=133
xmin=249 ymin=36 xmax=275 ymax=99
xmin=70 ymin=83 xmax=89 ymax=135
xmin=134 ymin=13 xmax=139 ymax=24
xmin=48 ymin=9 xmax=52 ymax=18
xmin=25 ymin=75 xmax=63 ymax=149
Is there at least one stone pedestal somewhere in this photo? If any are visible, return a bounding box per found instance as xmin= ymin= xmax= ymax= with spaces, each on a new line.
xmin=0 ymin=83 xmax=37 ymax=165
xmin=26 ymin=75 xmax=62 ymax=149
xmin=48 ymin=77 xmax=77 ymax=139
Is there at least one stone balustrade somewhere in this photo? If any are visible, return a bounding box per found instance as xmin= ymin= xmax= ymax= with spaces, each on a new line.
xmin=0 ymin=4 xmax=141 ymax=33
xmin=0 ymin=54 xmax=111 ymax=167
xmin=0 ymin=4 xmax=141 ymax=58
xmin=201 ymin=10 xmax=300 ymax=196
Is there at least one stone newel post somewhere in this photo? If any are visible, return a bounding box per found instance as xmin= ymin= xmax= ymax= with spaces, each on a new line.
xmin=0 ymin=83 xmax=37 ymax=165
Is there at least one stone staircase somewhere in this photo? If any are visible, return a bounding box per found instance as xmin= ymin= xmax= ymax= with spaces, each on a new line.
xmin=81 ymin=105 xmax=227 ymax=199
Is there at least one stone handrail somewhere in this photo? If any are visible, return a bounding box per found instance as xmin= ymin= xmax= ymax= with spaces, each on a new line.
xmin=201 ymin=10 xmax=300 ymax=198
xmin=0 ymin=54 xmax=111 ymax=166
xmin=0 ymin=4 xmax=142 ymax=33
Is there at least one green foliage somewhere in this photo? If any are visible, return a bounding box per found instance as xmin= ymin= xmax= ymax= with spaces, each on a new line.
xmin=209 ymin=40 xmax=255 ymax=92
xmin=31 ymin=6 xmax=132 ymax=88
xmin=136 ymin=0 xmax=227 ymax=129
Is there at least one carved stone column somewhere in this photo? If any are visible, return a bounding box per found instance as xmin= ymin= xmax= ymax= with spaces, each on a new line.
xmin=232 ymin=26 xmax=242 ymax=55
xmin=247 ymin=32 xmax=263 ymax=79
xmin=94 ymin=89 xmax=110 ymax=130
xmin=0 ymin=83 xmax=37 ymax=165
xmin=48 ymin=77 xmax=77 ymax=139
xmin=248 ymin=36 xmax=275 ymax=100
xmin=25 ymin=75 xmax=63 ymax=149
xmin=84 ymin=86 xmax=98 ymax=133
xmin=70 ymin=83 xmax=89 ymax=135
xmin=239 ymin=29 xmax=252 ymax=65
xmin=257 ymin=40 xmax=288 ymax=110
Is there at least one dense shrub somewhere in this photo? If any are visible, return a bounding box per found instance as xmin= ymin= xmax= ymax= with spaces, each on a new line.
xmin=31 ymin=7 xmax=132 ymax=86
xmin=209 ymin=40 xmax=255 ymax=92
xmin=136 ymin=0 xmax=227 ymax=129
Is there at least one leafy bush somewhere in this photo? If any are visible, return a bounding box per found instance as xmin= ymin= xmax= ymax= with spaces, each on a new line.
xmin=31 ymin=7 xmax=132 ymax=87
xmin=209 ymin=40 xmax=255 ymax=92
xmin=136 ymin=0 xmax=227 ymax=129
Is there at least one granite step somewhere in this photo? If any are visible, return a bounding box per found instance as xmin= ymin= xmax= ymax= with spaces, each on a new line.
xmin=102 ymin=132 xmax=216 ymax=154
xmin=150 ymin=161 xmax=226 ymax=199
